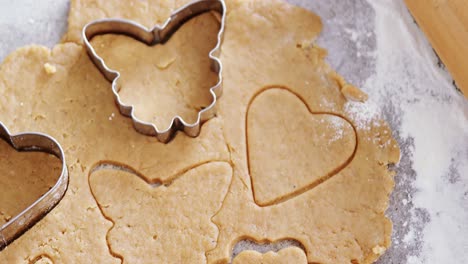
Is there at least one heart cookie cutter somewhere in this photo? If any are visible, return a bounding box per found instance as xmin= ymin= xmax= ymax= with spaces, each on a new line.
xmin=0 ymin=122 xmax=68 ymax=251
xmin=83 ymin=0 xmax=226 ymax=143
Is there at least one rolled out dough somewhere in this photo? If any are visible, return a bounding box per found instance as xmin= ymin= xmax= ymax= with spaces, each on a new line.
xmin=0 ymin=0 xmax=399 ymax=263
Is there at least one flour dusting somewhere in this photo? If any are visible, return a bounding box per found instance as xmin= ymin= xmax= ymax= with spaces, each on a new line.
xmin=344 ymin=100 xmax=380 ymax=130
xmin=328 ymin=116 xmax=345 ymax=142
xmin=364 ymin=0 xmax=468 ymax=263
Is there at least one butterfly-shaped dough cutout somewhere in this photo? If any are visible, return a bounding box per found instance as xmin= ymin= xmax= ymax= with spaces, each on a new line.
xmin=89 ymin=162 xmax=232 ymax=263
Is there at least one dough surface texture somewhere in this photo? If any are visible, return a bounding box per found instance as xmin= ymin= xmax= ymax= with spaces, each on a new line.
xmin=0 ymin=0 xmax=399 ymax=263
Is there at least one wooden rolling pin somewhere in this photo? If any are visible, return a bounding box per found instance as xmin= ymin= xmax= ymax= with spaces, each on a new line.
xmin=405 ymin=0 xmax=468 ymax=97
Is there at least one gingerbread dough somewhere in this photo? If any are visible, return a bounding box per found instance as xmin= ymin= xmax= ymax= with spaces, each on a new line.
xmin=0 ymin=140 xmax=61 ymax=226
xmin=0 ymin=0 xmax=400 ymax=263
xmin=0 ymin=43 xmax=229 ymax=263
xmin=232 ymin=247 xmax=308 ymax=264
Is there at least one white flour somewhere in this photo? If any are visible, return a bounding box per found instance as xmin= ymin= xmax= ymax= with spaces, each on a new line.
xmin=344 ymin=100 xmax=381 ymax=130
xmin=364 ymin=0 xmax=468 ymax=263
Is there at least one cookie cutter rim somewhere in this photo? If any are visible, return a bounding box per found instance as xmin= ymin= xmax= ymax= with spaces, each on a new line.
xmin=0 ymin=122 xmax=68 ymax=251
xmin=82 ymin=0 xmax=226 ymax=143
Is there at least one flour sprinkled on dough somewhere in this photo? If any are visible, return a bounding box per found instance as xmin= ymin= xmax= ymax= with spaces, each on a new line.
xmin=344 ymin=100 xmax=380 ymax=130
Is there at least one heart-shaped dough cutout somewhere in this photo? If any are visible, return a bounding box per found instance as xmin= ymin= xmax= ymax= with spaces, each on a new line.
xmin=247 ymin=88 xmax=357 ymax=206
xmin=0 ymin=141 xmax=60 ymax=227
xmin=0 ymin=123 xmax=68 ymax=250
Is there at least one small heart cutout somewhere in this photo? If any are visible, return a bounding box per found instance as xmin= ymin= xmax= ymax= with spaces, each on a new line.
xmin=0 ymin=123 xmax=68 ymax=250
xmin=247 ymin=88 xmax=357 ymax=206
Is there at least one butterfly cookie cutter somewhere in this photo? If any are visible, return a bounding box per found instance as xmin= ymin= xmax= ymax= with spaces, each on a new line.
xmin=0 ymin=122 xmax=68 ymax=251
xmin=83 ymin=0 xmax=226 ymax=143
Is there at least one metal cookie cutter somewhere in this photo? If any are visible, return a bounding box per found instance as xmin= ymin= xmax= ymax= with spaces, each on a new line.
xmin=0 ymin=122 xmax=68 ymax=251
xmin=83 ymin=0 xmax=226 ymax=143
